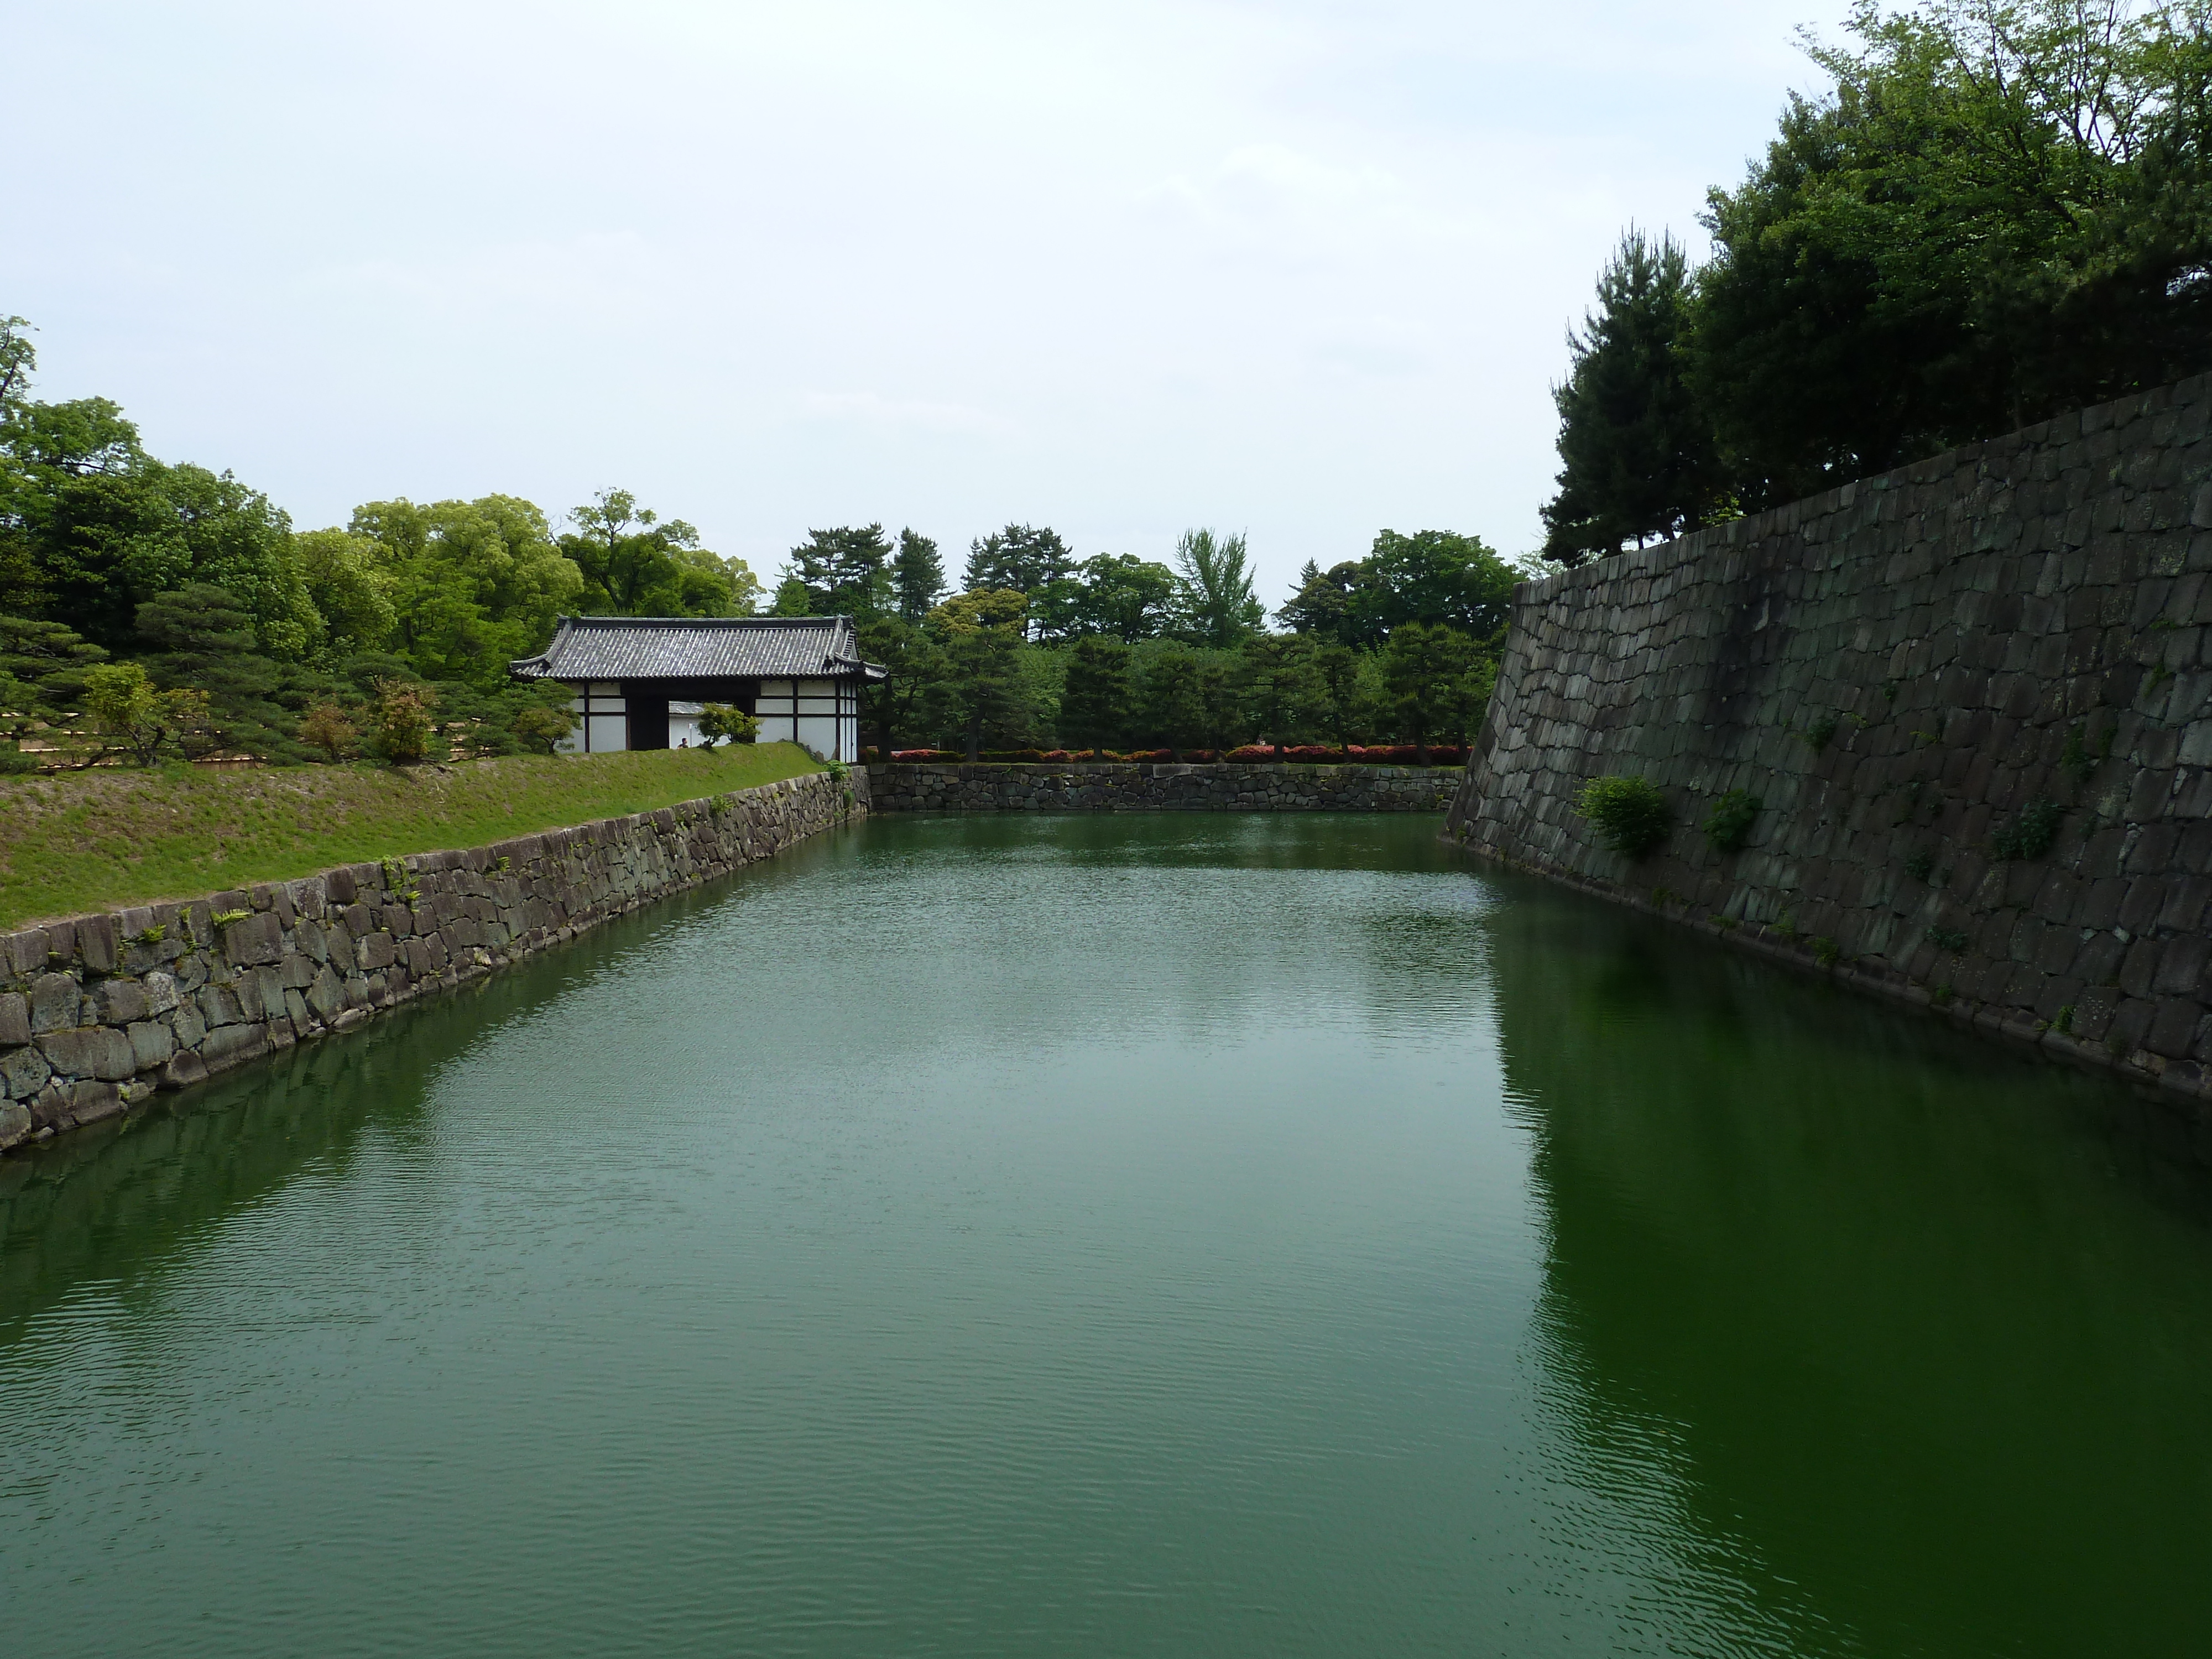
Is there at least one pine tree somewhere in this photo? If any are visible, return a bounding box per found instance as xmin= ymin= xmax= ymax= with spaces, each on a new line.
xmin=891 ymin=528 xmax=945 ymax=622
xmin=1060 ymin=636 xmax=1133 ymax=749
xmin=1540 ymin=231 xmax=1720 ymax=568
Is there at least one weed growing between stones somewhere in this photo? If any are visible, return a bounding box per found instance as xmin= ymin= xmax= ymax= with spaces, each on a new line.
xmin=1709 ymin=914 xmax=1739 ymax=931
xmin=1812 ymin=936 xmax=1841 ymax=968
xmin=1801 ymin=714 xmax=1840 ymax=753
xmin=1703 ymin=789 xmax=1762 ymax=852
xmin=1573 ymin=775 xmax=1672 ymax=857
xmin=211 ymin=909 xmax=249 ymax=926
xmin=1893 ymin=778 xmax=1926 ymax=826
xmin=2054 ymin=1004 xmax=2074 ymax=1034
xmin=1904 ymin=848 xmax=1936 ymax=881
xmin=2059 ymin=719 xmax=2115 ymax=793
xmin=130 ymin=924 xmax=165 ymax=945
xmin=1927 ymin=925 xmax=1969 ymax=952
xmin=1991 ymin=799 xmax=2062 ymax=860
xmin=1932 ymin=983 xmax=1955 ymax=1007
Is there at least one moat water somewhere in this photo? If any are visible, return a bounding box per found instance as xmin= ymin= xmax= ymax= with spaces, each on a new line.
xmin=5 ymin=815 xmax=2210 ymax=1657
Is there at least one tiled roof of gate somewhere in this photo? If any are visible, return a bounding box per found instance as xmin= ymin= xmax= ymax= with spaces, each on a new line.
xmin=510 ymin=615 xmax=885 ymax=681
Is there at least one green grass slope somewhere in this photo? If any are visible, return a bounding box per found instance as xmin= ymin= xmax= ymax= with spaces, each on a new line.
xmin=0 ymin=743 xmax=824 ymax=929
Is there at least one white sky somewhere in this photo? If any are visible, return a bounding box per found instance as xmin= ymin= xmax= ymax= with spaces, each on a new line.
xmin=7 ymin=0 xmax=1841 ymax=609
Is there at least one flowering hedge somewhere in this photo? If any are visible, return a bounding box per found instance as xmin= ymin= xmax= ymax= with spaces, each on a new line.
xmin=866 ymin=745 xmax=1469 ymax=766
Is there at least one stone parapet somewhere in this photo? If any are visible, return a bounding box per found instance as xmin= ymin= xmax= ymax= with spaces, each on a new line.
xmin=867 ymin=761 xmax=1460 ymax=812
xmin=1447 ymin=372 xmax=2212 ymax=1107
xmin=0 ymin=768 xmax=864 ymax=1153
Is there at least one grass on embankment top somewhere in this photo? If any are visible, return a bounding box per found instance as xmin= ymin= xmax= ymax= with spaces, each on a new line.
xmin=0 ymin=743 xmax=825 ymax=930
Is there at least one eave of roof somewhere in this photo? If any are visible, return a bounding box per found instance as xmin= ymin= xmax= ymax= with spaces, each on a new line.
xmin=509 ymin=615 xmax=874 ymax=682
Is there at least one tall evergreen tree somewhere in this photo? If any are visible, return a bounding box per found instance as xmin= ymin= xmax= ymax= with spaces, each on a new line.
xmin=1172 ymin=528 xmax=1264 ymax=645
xmin=891 ymin=528 xmax=946 ymax=622
xmin=1540 ymin=230 xmax=1720 ymax=568
xmin=1060 ymin=635 xmax=1134 ymax=748
xmin=964 ymin=524 xmax=1076 ymax=604
xmin=784 ymin=523 xmax=893 ymax=616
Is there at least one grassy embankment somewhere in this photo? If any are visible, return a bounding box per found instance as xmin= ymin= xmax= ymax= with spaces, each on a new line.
xmin=0 ymin=743 xmax=823 ymax=930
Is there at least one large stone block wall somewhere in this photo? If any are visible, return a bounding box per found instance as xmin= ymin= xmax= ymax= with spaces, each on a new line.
xmin=869 ymin=761 xmax=1460 ymax=812
xmin=0 ymin=768 xmax=865 ymax=1154
xmin=1446 ymin=374 xmax=2212 ymax=1107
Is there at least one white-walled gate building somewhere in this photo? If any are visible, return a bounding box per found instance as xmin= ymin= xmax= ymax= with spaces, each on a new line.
xmin=509 ymin=616 xmax=884 ymax=762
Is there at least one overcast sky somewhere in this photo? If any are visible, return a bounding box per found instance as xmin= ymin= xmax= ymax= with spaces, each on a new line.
xmin=9 ymin=0 xmax=1843 ymax=608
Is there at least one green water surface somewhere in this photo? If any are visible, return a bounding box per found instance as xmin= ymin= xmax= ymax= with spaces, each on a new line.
xmin=3 ymin=815 xmax=2208 ymax=1656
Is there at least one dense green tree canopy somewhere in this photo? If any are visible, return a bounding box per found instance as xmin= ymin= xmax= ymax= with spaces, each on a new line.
xmin=557 ymin=489 xmax=757 ymax=622
xmin=964 ymin=523 xmax=1077 ymax=603
xmin=352 ymin=495 xmax=584 ymax=686
xmin=1278 ymin=529 xmax=1517 ymax=646
xmin=1547 ymin=0 xmax=2212 ymax=562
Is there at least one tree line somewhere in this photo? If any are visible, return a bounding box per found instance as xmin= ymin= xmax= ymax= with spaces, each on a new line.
xmin=800 ymin=523 xmax=1518 ymax=763
xmin=1 ymin=311 xmax=1522 ymax=769
xmin=0 ymin=316 xmax=764 ymax=766
xmin=1543 ymin=0 xmax=2212 ymax=566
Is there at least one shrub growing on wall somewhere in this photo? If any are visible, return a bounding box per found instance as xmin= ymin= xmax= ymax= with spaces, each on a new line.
xmin=1703 ymin=789 xmax=1761 ymax=852
xmin=1574 ymin=774 xmax=1672 ymax=857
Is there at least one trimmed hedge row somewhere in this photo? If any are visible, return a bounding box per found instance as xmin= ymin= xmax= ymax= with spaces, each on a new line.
xmin=872 ymin=744 xmax=1471 ymax=766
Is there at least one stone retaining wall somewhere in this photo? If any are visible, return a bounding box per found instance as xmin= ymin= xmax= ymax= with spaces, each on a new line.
xmin=868 ymin=761 xmax=1459 ymax=812
xmin=1447 ymin=373 xmax=2212 ymax=1107
xmin=0 ymin=768 xmax=865 ymax=1154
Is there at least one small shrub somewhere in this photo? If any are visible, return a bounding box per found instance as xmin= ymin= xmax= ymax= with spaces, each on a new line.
xmin=2054 ymin=1004 xmax=2074 ymax=1035
xmin=85 ymin=662 xmax=211 ymax=765
xmin=698 ymin=704 xmax=759 ymax=748
xmin=299 ymin=704 xmax=359 ymax=763
xmin=1927 ymin=925 xmax=1969 ymax=952
xmin=1990 ymin=798 xmax=2062 ymax=861
xmin=1903 ymin=848 xmax=1935 ymax=881
xmin=1703 ymin=789 xmax=1761 ymax=852
xmin=1801 ymin=713 xmax=1839 ymax=753
xmin=367 ymin=679 xmax=437 ymax=765
xmin=1932 ymin=983 xmax=1955 ymax=1007
xmin=510 ymin=702 xmax=576 ymax=755
xmin=1811 ymin=935 xmax=1840 ymax=968
xmin=1574 ymin=775 xmax=1672 ymax=857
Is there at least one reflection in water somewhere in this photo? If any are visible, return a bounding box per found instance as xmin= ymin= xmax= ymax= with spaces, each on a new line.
xmin=1486 ymin=880 xmax=2212 ymax=1656
xmin=3 ymin=816 xmax=2209 ymax=1658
